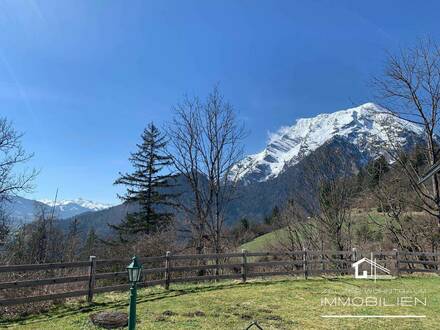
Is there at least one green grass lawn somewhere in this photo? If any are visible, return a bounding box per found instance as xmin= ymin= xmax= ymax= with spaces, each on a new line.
xmin=2 ymin=275 xmax=439 ymax=329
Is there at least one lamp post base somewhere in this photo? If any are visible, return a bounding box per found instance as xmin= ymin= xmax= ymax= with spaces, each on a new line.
xmin=128 ymin=284 xmax=137 ymax=330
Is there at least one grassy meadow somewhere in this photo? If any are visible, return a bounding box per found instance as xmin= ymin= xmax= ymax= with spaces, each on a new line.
xmin=2 ymin=275 xmax=439 ymax=329
xmin=240 ymin=210 xmax=392 ymax=253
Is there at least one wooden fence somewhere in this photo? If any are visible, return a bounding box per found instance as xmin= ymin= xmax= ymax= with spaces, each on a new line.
xmin=0 ymin=248 xmax=439 ymax=306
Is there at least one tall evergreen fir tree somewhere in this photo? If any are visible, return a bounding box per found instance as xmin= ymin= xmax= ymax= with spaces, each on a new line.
xmin=111 ymin=123 xmax=176 ymax=237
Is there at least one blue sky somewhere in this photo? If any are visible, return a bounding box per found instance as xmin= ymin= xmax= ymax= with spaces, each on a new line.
xmin=0 ymin=0 xmax=439 ymax=204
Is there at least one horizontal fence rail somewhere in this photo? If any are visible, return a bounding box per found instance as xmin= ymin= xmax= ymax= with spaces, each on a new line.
xmin=0 ymin=261 xmax=90 ymax=273
xmin=0 ymin=249 xmax=439 ymax=306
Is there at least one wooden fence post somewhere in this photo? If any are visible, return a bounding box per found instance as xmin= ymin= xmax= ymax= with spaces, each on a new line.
xmin=87 ymin=256 xmax=96 ymax=303
xmin=303 ymin=248 xmax=308 ymax=279
xmin=435 ymin=248 xmax=439 ymax=273
xmin=164 ymin=251 xmax=171 ymax=290
xmin=394 ymin=249 xmax=400 ymax=278
xmin=437 ymin=248 xmax=440 ymax=274
xmin=241 ymin=249 xmax=248 ymax=283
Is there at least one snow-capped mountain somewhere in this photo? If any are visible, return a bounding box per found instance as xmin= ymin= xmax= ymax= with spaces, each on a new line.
xmin=234 ymin=103 xmax=424 ymax=183
xmin=4 ymin=197 xmax=112 ymax=225
xmin=38 ymin=198 xmax=112 ymax=212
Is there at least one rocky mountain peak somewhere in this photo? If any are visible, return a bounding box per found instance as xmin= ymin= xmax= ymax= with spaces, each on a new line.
xmin=233 ymin=103 xmax=423 ymax=183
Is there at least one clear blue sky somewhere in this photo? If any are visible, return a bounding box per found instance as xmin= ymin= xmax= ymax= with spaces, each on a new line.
xmin=0 ymin=0 xmax=438 ymax=204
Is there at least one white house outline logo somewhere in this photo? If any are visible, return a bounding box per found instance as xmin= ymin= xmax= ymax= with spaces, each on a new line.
xmin=351 ymin=257 xmax=391 ymax=280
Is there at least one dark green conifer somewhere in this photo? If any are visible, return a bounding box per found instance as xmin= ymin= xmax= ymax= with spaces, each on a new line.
xmin=111 ymin=123 xmax=176 ymax=236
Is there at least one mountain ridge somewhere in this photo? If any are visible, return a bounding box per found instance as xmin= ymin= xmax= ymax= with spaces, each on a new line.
xmin=38 ymin=198 xmax=112 ymax=212
xmin=233 ymin=103 xmax=423 ymax=183
xmin=4 ymin=196 xmax=112 ymax=225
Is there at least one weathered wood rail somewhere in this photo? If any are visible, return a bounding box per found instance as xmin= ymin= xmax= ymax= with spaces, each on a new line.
xmin=0 ymin=249 xmax=439 ymax=306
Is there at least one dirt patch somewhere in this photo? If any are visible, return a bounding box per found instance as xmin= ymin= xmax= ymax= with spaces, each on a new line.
xmin=162 ymin=310 xmax=177 ymax=316
xmin=265 ymin=315 xmax=283 ymax=321
xmin=258 ymin=308 xmax=273 ymax=314
xmin=183 ymin=310 xmax=206 ymax=317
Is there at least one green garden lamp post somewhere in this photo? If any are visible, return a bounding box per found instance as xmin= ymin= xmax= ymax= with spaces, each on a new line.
xmin=127 ymin=256 xmax=142 ymax=330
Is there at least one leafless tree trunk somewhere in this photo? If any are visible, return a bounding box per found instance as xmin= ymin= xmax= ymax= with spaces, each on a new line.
xmin=0 ymin=206 xmax=10 ymax=248
xmin=373 ymin=38 xmax=440 ymax=233
xmin=168 ymin=87 xmax=246 ymax=258
xmin=168 ymin=97 xmax=207 ymax=256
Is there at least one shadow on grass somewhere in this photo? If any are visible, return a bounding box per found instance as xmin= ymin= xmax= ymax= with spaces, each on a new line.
xmin=0 ymin=276 xmax=357 ymax=327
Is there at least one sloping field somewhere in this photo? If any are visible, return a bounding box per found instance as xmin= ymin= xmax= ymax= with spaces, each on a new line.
xmin=240 ymin=210 xmax=390 ymax=252
xmin=2 ymin=276 xmax=439 ymax=329
xmin=240 ymin=228 xmax=287 ymax=252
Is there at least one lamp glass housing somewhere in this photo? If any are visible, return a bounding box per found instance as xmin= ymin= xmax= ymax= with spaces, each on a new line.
xmin=127 ymin=256 xmax=142 ymax=283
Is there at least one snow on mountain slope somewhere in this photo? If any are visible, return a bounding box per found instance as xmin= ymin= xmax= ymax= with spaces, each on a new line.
xmin=4 ymin=197 xmax=112 ymax=225
xmin=234 ymin=103 xmax=424 ymax=183
xmin=38 ymin=198 xmax=112 ymax=212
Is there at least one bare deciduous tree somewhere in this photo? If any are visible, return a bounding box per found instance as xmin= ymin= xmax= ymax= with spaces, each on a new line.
xmin=168 ymin=87 xmax=246 ymax=255
xmin=275 ymin=199 xmax=318 ymax=252
xmin=373 ymin=39 xmax=440 ymax=230
xmin=303 ymin=149 xmax=357 ymax=252
xmin=5 ymin=205 xmax=64 ymax=264
xmin=0 ymin=206 xmax=10 ymax=248
xmin=367 ymin=153 xmax=439 ymax=253
xmin=0 ymin=117 xmax=37 ymax=203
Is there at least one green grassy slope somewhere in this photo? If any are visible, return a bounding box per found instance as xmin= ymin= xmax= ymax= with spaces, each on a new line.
xmin=4 ymin=276 xmax=439 ymax=329
xmin=240 ymin=228 xmax=288 ymax=252
xmin=240 ymin=210 xmax=390 ymax=252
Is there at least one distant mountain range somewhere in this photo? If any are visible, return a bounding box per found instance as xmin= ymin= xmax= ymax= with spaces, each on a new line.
xmin=9 ymin=103 xmax=425 ymax=236
xmin=3 ymin=196 xmax=112 ymax=225
xmin=37 ymin=198 xmax=112 ymax=212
